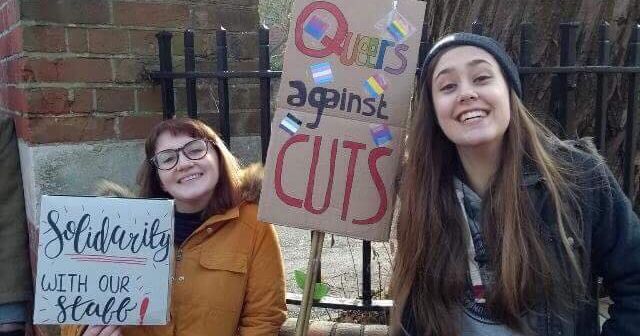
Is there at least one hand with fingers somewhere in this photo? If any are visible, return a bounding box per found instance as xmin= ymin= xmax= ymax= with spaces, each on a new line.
xmin=82 ymin=325 xmax=123 ymax=336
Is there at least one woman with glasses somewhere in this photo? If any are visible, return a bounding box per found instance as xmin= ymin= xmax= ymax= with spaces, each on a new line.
xmin=391 ymin=33 xmax=640 ymax=335
xmin=62 ymin=118 xmax=286 ymax=336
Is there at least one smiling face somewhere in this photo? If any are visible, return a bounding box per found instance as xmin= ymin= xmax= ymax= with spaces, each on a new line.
xmin=430 ymin=46 xmax=511 ymax=151
xmin=155 ymin=131 xmax=220 ymax=213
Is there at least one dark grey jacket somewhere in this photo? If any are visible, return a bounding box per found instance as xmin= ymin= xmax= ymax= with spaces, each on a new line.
xmin=0 ymin=116 xmax=33 ymax=306
xmin=539 ymin=140 xmax=640 ymax=336
xmin=401 ymin=139 xmax=640 ymax=336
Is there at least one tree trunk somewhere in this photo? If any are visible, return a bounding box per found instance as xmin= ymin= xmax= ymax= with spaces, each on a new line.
xmin=422 ymin=0 xmax=640 ymax=202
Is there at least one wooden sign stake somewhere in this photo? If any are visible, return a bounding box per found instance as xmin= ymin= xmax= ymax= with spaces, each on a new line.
xmin=295 ymin=230 xmax=325 ymax=335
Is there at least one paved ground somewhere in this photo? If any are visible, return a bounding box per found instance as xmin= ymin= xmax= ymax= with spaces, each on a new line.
xmin=275 ymin=226 xmax=394 ymax=319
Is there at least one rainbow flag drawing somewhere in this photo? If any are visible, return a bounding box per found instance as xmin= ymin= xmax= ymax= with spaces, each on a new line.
xmin=363 ymin=74 xmax=388 ymax=97
xmin=370 ymin=124 xmax=392 ymax=147
xmin=310 ymin=62 xmax=333 ymax=85
xmin=304 ymin=15 xmax=329 ymax=40
xmin=387 ymin=18 xmax=409 ymax=42
xmin=279 ymin=113 xmax=302 ymax=136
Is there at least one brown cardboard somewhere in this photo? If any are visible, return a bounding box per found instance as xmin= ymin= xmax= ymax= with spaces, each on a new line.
xmin=276 ymin=0 xmax=425 ymax=129
xmin=259 ymin=0 xmax=425 ymax=241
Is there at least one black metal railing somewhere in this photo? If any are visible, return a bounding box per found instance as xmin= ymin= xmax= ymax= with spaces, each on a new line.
xmin=151 ymin=20 xmax=640 ymax=312
xmin=467 ymin=21 xmax=640 ymax=200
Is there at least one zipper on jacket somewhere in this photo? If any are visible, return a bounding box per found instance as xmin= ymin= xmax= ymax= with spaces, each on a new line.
xmin=546 ymin=302 xmax=552 ymax=336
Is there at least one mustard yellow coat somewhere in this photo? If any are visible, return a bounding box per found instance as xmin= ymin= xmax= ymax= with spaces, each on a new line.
xmin=61 ymin=202 xmax=287 ymax=336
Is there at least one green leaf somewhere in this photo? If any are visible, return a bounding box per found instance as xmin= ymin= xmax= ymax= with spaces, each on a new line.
xmin=313 ymin=282 xmax=329 ymax=300
xmin=293 ymin=269 xmax=329 ymax=300
xmin=294 ymin=269 xmax=306 ymax=290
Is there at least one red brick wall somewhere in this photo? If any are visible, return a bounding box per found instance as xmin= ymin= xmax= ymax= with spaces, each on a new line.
xmin=0 ymin=0 xmax=21 ymax=118
xmin=1 ymin=3 xmax=260 ymax=335
xmin=0 ymin=0 xmax=261 ymax=145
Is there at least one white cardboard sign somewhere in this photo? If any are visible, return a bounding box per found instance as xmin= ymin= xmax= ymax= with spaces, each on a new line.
xmin=33 ymin=196 xmax=174 ymax=325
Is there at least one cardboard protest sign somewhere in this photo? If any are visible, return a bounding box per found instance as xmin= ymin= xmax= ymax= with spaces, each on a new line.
xmin=259 ymin=0 xmax=425 ymax=241
xmin=33 ymin=196 xmax=174 ymax=325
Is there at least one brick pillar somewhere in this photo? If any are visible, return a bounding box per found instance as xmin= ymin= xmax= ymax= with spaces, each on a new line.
xmin=0 ymin=0 xmax=260 ymax=334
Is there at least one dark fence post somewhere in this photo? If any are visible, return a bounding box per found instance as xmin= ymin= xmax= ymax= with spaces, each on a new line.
xmin=519 ymin=22 xmax=533 ymax=96
xmin=216 ymin=27 xmax=231 ymax=145
xmin=556 ymin=22 xmax=579 ymax=134
xmin=594 ymin=21 xmax=610 ymax=152
xmin=156 ymin=31 xmax=175 ymax=120
xmin=417 ymin=5 xmax=429 ymax=68
xmin=471 ymin=20 xmax=483 ymax=35
xmin=362 ymin=240 xmax=372 ymax=306
xmin=258 ymin=25 xmax=271 ymax=163
xmin=184 ymin=30 xmax=198 ymax=119
xmin=623 ymin=24 xmax=640 ymax=199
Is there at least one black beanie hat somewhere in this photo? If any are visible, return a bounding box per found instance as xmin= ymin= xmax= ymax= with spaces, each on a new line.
xmin=421 ymin=33 xmax=522 ymax=97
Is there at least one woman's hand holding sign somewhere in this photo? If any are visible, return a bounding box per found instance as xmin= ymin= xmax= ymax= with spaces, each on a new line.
xmin=82 ymin=325 xmax=122 ymax=336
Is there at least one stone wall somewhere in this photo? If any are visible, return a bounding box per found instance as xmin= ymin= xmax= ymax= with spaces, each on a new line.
xmin=279 ymin=319 xmax=389 ymax=335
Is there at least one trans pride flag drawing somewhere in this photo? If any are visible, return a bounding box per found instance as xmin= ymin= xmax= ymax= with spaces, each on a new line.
xmin=310 ymin=62 xmax=334 ymax=85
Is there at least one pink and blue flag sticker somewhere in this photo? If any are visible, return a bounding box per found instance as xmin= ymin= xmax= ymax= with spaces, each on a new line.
xmin=370 ymin=124 xmax=392 ymax=147
xmin=304 ymin=15 xmax=329 ymax=40
xmin=310 ymin=62 xmax=334 ymax=85
xmin=364 ymin=73 xmax=388 ymax=98
xmin=279 ymin=113 xmax=303 ymax=136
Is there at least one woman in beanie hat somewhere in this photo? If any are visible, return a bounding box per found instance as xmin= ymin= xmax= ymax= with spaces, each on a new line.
xmin=391 ymin=33 xmax=640 ymax=335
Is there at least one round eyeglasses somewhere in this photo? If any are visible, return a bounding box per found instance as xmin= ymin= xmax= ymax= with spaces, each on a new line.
xmin=150 ymin=139 xmax=213 ymax=170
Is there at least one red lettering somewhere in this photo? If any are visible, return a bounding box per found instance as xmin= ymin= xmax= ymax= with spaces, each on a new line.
xmin=352 ymin=147 xmax=392 ymax=225
xmin=274 ymin=134 xmax=309 ymax=208
xmin=275 ymin=134 xmax=393 ymax=225
xmin=304 ymin=137 xmax=338 ymax=214
xmin=294 ymin=1 xmax=348 ymax=58
xmin=341 ymin=141 xmax=366 ymax=220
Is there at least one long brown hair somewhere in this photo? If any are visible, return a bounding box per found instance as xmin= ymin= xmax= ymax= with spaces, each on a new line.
xmin=391 ymin=48 xmax=585 ymax=335
xmin=137 ymin=118 xmax=242 ymax=217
